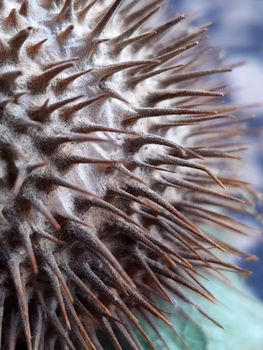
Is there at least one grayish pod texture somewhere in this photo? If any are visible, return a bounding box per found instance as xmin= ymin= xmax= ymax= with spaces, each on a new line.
xmin=0 ymin=0 xmax=259 ymax=349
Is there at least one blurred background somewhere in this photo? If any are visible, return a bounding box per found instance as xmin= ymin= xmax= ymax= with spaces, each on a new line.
xmin=174 ymin=0 xmax=263 ymax=300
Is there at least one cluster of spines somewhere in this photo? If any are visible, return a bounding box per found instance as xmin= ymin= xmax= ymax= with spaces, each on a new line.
xmin=0 ymin=0 xmax=260 ymax=349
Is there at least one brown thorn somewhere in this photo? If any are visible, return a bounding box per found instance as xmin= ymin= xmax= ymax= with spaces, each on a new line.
xmin=100 ymin=318 xmax=123 ymax=350
xmin=55 ymin=69 xmax=92 ymax=91
xmin=162 ymin=67 xmax=232 ymax=86
xmin=27 ymin=38 xmax=47 ymax=58
xmin=161 ymin=175 xmax=245 ymax=204
xmin=150 ymin=14 xmax=186 ymax=39
xmin=113 ymin=31 xmax=157 ymax=53
xmin=154 ymin=41 xmax=199 ymax=66
xmin=8 ymin=27 xmax=32 ymax=58
xmin=31 ymin=305 xmax=43 ymax=350
xmin=44 ymin=264 xmax=71 ymax=330
xmin=123 ymin=107 xmax=217 ymax=125
xmin=62 ymin=264 xmax=117 ymax=320
xmin=0 ymin=70 xmax=23 ymax=91
xmin=46 ymin=253 xmax=74 ymax=302
xmin=148 ymin=88 xmax=224 ymax=104
xmin=19 ymin=223 xmax=38 ymax=275
xmin=29 ymin=95 xmax=84 ymax=123
xmin=39 ymin=133 xmax=111 ymax=153
xmin=136 ymin=250 xmax=173 ymax=303
xmin=77 ymin=0 xmax=97 ymax=22
xmin=8 ymin=259 xmax=32 ymax=350
xmin=113 ymin=7 xmax=160 ymax=43
xmin=130 ymin=65 xmax=183 ymax=86
xmin=154 ymin=114 xmax=232 ymax=129
xmin=60 ymin=94 xmax=107 ymax=120
xmin=19 ymin=0 xmax=30 ymax=17
xmin=140 ymin=310 xmax=171 ymax=350
xmin=50 ymin=0 xmax=74 ymax=24
xmin=27 ymin=62 xmax=74 ymax=93
xmin=93 ymin=60 xmax=159 ymax=81
xmin=26 ymin=197 xmax=61 ymax=230
xmin=114 ymin=164 xmax=147 ymax=184
xmin=72 ymin=123 xmax=137 ymax=135
xmin=57 ymin=24 xmax=74 ymax=45
xmin=12 ymin=161 xmax=47 ymax=196
xmin=37 ymin=291 xmax=75 ymax=349
xmin=4 ymin=8 xmax=24 ymax=29
xmin=125 ymin=0 xmax=163 ymax=24
xmin=45 ymin=175 xmax=96 ymax=197
xmin=33 ymin=227 xmax=66 ymax=245
xmin=90 ymin=0 xmax=124 ymax=38
xmin=43 ymin=56 xmax=79 ymax=70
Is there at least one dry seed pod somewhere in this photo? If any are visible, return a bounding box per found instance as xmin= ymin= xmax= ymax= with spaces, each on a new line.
xmin=0 ymin=0 xmax=259 ymax=349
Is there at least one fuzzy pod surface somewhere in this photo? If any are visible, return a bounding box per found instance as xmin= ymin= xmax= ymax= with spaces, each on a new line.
xmin=0 ymin=0 xmax=259 ymax=349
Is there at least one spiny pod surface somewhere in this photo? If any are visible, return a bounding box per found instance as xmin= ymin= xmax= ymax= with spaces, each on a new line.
xmin=0 ymin=0 xmax=259 ymax=349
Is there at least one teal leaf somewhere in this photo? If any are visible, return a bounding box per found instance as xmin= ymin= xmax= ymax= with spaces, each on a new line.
xmin=137 ymin=275 xmax=263 ymax=350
